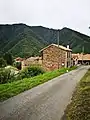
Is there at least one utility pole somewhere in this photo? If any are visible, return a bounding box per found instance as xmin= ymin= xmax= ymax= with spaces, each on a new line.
xmin=57 ymin=30 xmax=59 ymax=69
xmin=82 ymin=46 xmax=84 ymax=65
xmin=82 ymin=45 xmax=84 ymax=53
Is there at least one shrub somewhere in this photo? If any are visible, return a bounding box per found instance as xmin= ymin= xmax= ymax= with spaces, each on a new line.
xmin=0 ymin=58 xmax=7 ymax=68
xmin=0 ymin=68 xmax=13 ymax=84
xmin=17 ymin=65 xmax=45 ymax=79
xmin=14 ymin=62 xmax=21 ymax=70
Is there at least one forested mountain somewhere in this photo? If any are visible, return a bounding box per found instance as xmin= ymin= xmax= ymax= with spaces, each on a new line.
xmin=0 ymin=24 xmax=47 ymax=57
xmin=30 ymin=26 xmax=90 ymax=53
xmin=0 ymin=23 xmax=90 ymax=57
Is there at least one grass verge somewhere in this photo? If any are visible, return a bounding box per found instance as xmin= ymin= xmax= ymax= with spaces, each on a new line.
xmin=0 ymin=66 xmax=77 ymax=101
xmin=63 ymin=69 xmax=90 ymax=120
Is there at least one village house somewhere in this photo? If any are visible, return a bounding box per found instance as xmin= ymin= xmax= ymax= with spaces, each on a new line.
xmin=72 ymin=53 xmax=90 ymax=65
xmin=22 ymin=56 xmax=42 ymax=69
xmin=40 ymin=44 xmax=72 ymax=71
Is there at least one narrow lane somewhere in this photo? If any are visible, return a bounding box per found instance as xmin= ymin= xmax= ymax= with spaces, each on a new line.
xmin=0 ymin=66 xmax=89 ymax=120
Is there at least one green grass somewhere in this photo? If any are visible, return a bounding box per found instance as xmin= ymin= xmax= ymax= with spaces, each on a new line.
xmin=0 ymin=66 xmax=77 ymax=101
xmin=65 ymin=69 xmax=90 ymax=120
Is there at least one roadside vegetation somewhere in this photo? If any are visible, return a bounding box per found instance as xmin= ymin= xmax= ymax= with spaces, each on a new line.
xmin=0 ymin=68 xmax=13 ymax=84
xmin=0 ymin=66 xmax=77 ymax=101
xmin=0 ymin=65 xmax=44 ymax=84
xmin=17 ymin=65 xmax=45 ymax=80
xmin=0 ymin=58 xmax=7 ymax=68
xmin=64 ymin=69 xmax=90 ymax=120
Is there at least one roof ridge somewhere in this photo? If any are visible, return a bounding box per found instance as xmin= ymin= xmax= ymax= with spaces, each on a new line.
xmin=52 ymin=43 xmax=72 ymax=51
xmin=40 ymin=43 xmax=72 ymax=52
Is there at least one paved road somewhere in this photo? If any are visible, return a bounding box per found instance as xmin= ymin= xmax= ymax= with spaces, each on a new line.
xmin=0 ymin=66 xmax=89 ymax=120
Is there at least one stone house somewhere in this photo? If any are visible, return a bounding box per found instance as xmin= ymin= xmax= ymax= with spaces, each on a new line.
xmin=40 ymin=44 xmax=72 ymax=71
xmin=22 ymin=57 xmax=42 ymax=69
xmin=72 ymin=54 xmax=78 ymax=65
xmin=72 ymin=53 xmax=90 ymax=65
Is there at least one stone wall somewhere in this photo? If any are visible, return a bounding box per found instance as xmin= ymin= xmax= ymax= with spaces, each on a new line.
xmin=42 ymin=45 xmax=67 ymax=71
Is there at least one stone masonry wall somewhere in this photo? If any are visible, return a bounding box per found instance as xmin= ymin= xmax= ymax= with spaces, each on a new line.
xmin=42 ymin=45 xmax=67 ymax=71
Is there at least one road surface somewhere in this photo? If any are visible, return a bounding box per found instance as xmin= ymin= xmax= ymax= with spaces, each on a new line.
xmin=0 ymin=66 xmax=89 ymax=120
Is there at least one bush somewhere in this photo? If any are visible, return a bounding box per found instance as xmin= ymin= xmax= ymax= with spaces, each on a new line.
xmin=0 ymin=58 xmax=7 ymax=68
xmin=0 ymin=68 xmax=13 ymax=84
xmin=14 ymin=62 xmax=21 ymax=70
xmin=17 ymin=65 xmax=45 ymax=79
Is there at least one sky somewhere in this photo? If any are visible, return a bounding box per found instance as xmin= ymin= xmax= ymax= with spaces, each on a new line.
xmin=0 ymin=0 xmax=90 ymax=36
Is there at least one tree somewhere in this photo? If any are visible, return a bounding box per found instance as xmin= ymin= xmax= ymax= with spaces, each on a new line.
xmin=3 ymin=53 xmax=13 ymax=65
xmin=0 ymin=58 xmax=7 ymax=68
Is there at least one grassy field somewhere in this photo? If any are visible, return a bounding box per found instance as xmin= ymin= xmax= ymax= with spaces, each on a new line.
xmin=64 ymin=69 xmax=90 ymax=120
xmin=0 ymin=66 xmax=77 ymax=101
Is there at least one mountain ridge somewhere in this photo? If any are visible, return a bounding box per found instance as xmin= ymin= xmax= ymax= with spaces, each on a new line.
xmin=0 ymin=23 xmax=90 ymax=57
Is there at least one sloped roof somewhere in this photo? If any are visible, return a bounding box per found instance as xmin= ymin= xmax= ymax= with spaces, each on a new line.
xmin=72 ymin=54 xmax=79 ymax=59
xmin=72 ymin=53 xmax=90 ymax=60
xmin=40 ymin=44 xmax=72 ymax=52
xmin=15 ymin=57 xmax=23 ymax=61
xmin=78 ymin=54 xmax=90 ymax=60
xmin=26 ymin=57 xmax=39 ymax=61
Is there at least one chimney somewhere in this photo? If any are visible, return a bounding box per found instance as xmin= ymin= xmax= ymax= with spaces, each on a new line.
xmin=67 ymin=45 xmax=69 ymax=49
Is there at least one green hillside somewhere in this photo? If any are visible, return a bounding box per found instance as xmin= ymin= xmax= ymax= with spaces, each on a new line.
xmin=30 ymin=26 xmax=90 ymax=53
xmin=0 ymin=24 xmax=47 ymax=57
xmin=0 ymin=23 xmax=90 ymax=58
